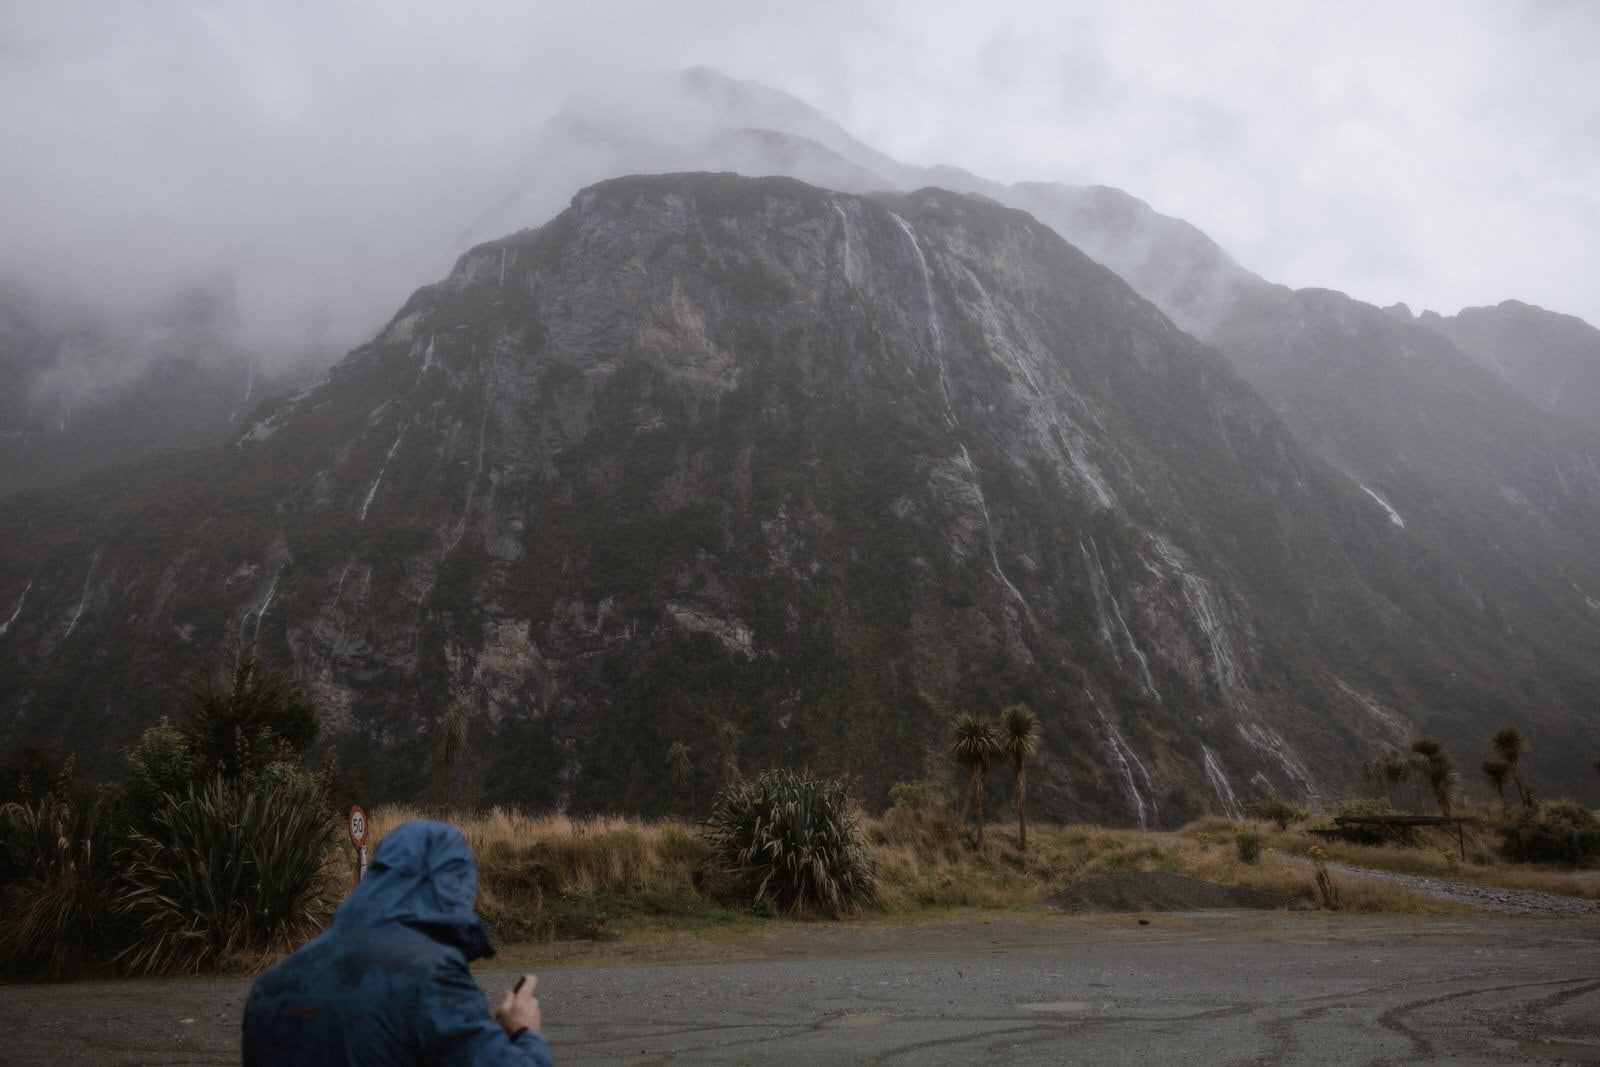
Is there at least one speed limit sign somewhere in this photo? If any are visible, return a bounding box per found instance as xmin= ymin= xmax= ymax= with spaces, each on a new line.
xmin=348 ymin=805 xmax=368 ymax=849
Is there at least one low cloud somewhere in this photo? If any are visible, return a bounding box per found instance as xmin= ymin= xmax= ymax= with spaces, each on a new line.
xmin=2 ymin=0 xmax=1595 ymax=412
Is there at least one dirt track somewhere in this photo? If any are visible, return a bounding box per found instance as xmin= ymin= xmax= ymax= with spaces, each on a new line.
xmin=3 ymin=911 xmax=1599 ymax=1065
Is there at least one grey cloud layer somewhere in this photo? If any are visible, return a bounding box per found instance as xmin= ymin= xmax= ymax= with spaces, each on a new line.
xmin=2 ymin=0 xmax=1594 ymax=384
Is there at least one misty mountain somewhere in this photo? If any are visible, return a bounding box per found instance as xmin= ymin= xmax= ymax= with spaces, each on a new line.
xmin=6 ymin=69 xmax=1599 ymax=815
xmin=4 ymin=173 xmax=1598 ymax=823
xmin=1411 ymin=300 xmax=1600 ymax=434
xmin=0 ymin=281 xmax=321 ymax=495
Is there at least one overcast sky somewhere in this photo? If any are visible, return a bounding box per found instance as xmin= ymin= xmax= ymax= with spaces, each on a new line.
xmin=3 ymin=0 xmax=1597 ymax=369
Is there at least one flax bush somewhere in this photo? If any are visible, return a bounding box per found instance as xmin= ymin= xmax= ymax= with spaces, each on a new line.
xmin=0 ymin=794 xmax=119 ymax=977
xmin=704 ymin=768 xmax=875 ymax=917
xmin=117 ymin=771 xmax=340 ymax=974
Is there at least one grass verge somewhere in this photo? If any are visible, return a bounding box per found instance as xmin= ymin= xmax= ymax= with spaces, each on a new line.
xmin=365 ymin=803 xmax=1564 ymax=947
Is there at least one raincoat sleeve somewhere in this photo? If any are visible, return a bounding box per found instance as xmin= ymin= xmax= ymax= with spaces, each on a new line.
xmin=422 ymin=954 xmax=555 ymax=1067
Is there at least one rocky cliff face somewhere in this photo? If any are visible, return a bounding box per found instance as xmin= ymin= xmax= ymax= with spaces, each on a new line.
xmin=3 ymin=173 xmax=1597 ymax=820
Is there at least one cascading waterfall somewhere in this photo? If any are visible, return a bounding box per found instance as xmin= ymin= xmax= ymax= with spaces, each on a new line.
xmin=330 ymin=564 xmax=353 ymax=608
xmin=1081 ymin=538 xmax=1157 ymax=696
xmin=1097 ymin=706 xmax=1158 ymax=829
xmin=0 ymin=582 xmax=31 ymax=637
xmin=1358 ymin=485 xmax=1405 ymax=528
xmin=1149 ymin=536 xmax=1243 ymax=701
xmin=325 ymin=563 xmax=368 ymax=660
xmin=63 ymin=554 xmax=99 ymax=637
xmin=1334 ymin=679 xmax=1409 ymax=742
xmin=240 ymin=570 xmax=281 ymax=654
xmin=1236 ymin=722 xmax=1321 ymax=808
xmin=956 ymin=445 xmax=1038 ymax=636
xmin=359 ymin=427 xmax=408 ymax=522
xmin=948 ymin=264 xmax=1117 ymax=508
xmin=887 ymin=212 xmax=956 ymax=424
xmin=1202 ymin=746 xmax=1245 ymax=819
xmin=830 ymin=202 xmax=856 ymax=285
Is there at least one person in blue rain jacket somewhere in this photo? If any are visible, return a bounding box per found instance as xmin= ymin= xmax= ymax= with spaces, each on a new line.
xmin=242 ymin=819 xmax=554 ymax=1066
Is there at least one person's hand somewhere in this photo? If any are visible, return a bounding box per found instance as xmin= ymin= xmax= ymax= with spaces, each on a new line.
xmin=494 ymin=973 xmax=542 ymax=1038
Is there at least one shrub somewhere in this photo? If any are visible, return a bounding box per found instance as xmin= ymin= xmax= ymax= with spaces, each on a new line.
xmin=188 ymin=657 xmax=319 ymax=780
xmin=1235 ymin=830 xmax=1262 ymax=864
xmin=1246 ymin=794 xmax=1310 ymax=831
xmin=116 ymin=772 xmax=339 ymax=974
xmin=1498 ymin=800 xmax=1600 ymax=865
xmin=119 ymin=717 xmax=202 ymax=831
xmin=704 ymin=768 xmax=875 ymax=916
xmin=0 ymin=794 xmax=119 ymax=978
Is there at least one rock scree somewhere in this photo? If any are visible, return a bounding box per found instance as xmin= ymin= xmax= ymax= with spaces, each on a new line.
xmin=1040 ymin=871 xmax=1304 ymax=913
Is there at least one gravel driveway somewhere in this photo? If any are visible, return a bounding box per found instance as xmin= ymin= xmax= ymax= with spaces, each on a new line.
xmin=1320 ymin=860 xmax=1600 ymax=918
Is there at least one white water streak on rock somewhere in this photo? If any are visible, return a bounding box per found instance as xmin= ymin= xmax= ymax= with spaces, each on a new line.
xmin=1333 ymin=679 xmax=1410 ymax=744
xmin=330 ymin=564 xmax=353 ymax=608
xmin=952 ymin=262 xmax=1116 ymax=508
xmin=359 ymin=427 xmax=408 ymax=522
xmin=0 ymin=582 xmax=31 ymax=637
xmin=1548 ymin=450 xmax=1571 ymax=495
xmin=1097 ymin=706 xmax=1158 ymax=830
xmin=244 ymin=571 xmax=280 ymax=651
xmin=1359 ymin=485 xmax=1405 ymax=528
xmin=830 ymin=203 xmax=856 ymax=286
xmin=1149 ymin=536 xmax=1244 ymax=701
xmin=63 ymin=554 xmax=99 ymax=637
xmin=422 ymin=335 xmax=436 ymax=371
xmin=1082 ymin=538 xmax=1156 ymax=696
xmin=1202 ymin=745 xmax=1245 ymax=819
xmin=1236 ymin=722 xmax=1321 ymax=808
xmin=498 ymin=247 xmax=507 ymax=289
xmin=887 ymin=212 xmax=955 ymax=424
xmin=957 ymin=446 xmax=1038 ymax=639
xmin=445 ymin=411 xmax=491 ymax=556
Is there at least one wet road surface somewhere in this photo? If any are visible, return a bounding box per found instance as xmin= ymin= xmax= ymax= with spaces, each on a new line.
xmin=2 ymin=912 xmax=1597 ymax=1065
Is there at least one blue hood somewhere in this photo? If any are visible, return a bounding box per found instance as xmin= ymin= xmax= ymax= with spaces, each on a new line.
xmin=332 ymin=819 xmax=494 ymax=960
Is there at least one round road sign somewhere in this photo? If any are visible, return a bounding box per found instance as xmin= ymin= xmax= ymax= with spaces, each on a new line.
xmin=348 ymin=805 xmax=368 ymax=848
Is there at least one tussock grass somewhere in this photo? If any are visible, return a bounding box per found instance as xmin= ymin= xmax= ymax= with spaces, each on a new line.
xmin=1185 ymin=809 xmax=1600 ymax=902
xmin=359 ymin=801 xmax=1596 ymax=947
xmin=372 ymin=806 xmax=722 ymax=941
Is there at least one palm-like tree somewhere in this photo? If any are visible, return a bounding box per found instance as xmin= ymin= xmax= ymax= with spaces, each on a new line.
xmin=1490 ymin=726 xmax=1529 ymax=810
xmin=950 ymin=715 xmax=1000 ymax=847
xmin=999 ymin=704 xmax=1040 ymax=851
xmin=1481 ymin=759 xmax=1510 ymax=811
xmin=1410 ymin=737 xmax=1458 ymax=816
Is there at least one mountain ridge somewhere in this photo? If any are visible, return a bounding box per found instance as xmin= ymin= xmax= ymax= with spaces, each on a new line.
xmin=6 ymin=172 xmax=1597 ymax=819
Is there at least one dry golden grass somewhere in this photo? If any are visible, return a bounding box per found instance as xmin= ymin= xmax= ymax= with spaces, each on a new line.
xmin=371 ymin=806 xmax=718 ymax=941
xmin=358 ymin=803 xmax=1593 ymax=946
xmin=1184 ymin=811 xmax=1600 ymax=902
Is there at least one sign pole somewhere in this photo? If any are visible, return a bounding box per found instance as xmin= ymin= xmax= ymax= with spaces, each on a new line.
xmin=348 ymin=804 xmax=369 ymax=884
